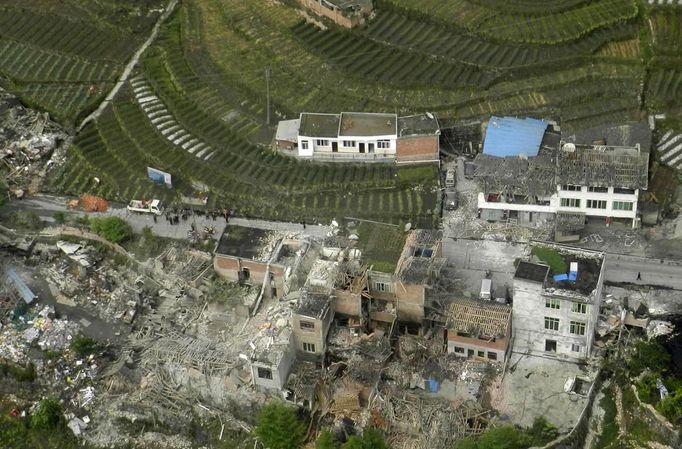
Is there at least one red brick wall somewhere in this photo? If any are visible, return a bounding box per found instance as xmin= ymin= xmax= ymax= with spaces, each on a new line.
xmin=396 ymin=135 xmax=439 ymax=162
xmin=213 ymin=255 xmax=285 ymax=296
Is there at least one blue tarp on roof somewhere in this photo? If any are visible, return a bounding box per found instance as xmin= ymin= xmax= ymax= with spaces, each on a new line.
xmin=482 ymin=116 xmax=548 ymax=157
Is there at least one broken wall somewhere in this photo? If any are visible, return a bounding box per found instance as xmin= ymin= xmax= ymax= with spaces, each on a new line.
xmin=213 ymin=255 xmax=286 ymax=299
xmin=333 ymin=288 xmax=362 ymax=316
xmin=396 ymin=283 xmax=425 ymax=323
xmin=446 ymin=330 xmax=509 ymax=361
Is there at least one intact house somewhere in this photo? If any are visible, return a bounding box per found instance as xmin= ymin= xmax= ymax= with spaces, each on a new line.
xmin=298 ymin=0 xmax=373 ymax=29
xmin=474 ymin=116 xmax=650 ymax=230
xmin=213 ymin=225 xmax=308 ymax=311
xmin=276 ymin=111 xmax=440 ymax=163
xmin=512 ymin=244 xmax=605 ymax=361
xmin=445 ymin=298 xmax=512 ymax=362
xmin=364 ymin=229 xmax=446 ymax=334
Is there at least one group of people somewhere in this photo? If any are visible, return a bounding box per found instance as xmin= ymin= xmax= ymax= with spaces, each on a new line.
xmin=160 ymin=206 xmax=232 ymax=225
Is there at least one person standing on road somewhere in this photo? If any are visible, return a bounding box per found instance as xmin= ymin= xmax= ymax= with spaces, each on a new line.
xmin=153 ymin=214 xmax=157 ymax=223
xmin=637 ymin=272 xmax=642 ymax=281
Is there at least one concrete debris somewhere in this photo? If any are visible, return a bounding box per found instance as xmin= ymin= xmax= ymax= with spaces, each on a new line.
xmin=647 ymin=320 xmax=675 ymax=338
xmin=0 ymin=86 xmax=69 ymax=195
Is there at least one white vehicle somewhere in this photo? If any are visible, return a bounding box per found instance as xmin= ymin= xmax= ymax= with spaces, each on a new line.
xmin=127 ymin=199 xmax=164 ymax=215
xmin=480 ymin=278 xmax=492 ymax=300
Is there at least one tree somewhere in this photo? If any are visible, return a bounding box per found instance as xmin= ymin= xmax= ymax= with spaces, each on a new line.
xmin=658 ymin=389 xmax=682 ymax=423
xmin=254 ymin=401 xmax=305 ymax=449
xmin=342 ymin=428 xmax=387 ymax=449
xmin=53 ymin=211 xmax=66 ymax=225
xmin=31 ymin=398 xmax=63 ymax=430
xmin=70 ymin=335 xmax=98 ymax=358
xmin=316 ymin=430 xmax=339 ymax=449
xmin=477 ymin=425 xmax=524 ymax=449
xmin=89 ymin=216 xmax=132 ymax=243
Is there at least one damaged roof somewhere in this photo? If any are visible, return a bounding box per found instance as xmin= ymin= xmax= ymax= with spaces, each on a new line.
xmin=557 ymin=144 xmax=649 ymax=190
xmin=397 ymin=229 xmax=445 ymax=284
xmin=398 ymin=113 xmax=440 ymax=137
xmin=555 ymin=211 xmax=586 ymax=232
xmin=299 ymin=113 xmax=340 ymax=138
xmin=446 ymin=299 xmax=511 ymax=338
xmin=216 ymin=225 xmax=276 ymax=260
xmin=339 ymin=112 xmax=397 ymax=137
xmin=295 ymin=292 xmax=332 ymax=318
xmin=514 ymin=261 xmax=549 ymax=283
xmin=357 ymin=222 xmax=407 ymax=273
xmin=473 ymin=151 xmax=556 ymax=196
xmin=562 ymin=121 xmax=652 ymax=154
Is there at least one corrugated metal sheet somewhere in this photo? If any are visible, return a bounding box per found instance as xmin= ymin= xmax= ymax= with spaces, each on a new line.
xmin=4 ymin=267 xmax=36 ymax=304
xmin=482 ymin=116 xmax=548 ymax=157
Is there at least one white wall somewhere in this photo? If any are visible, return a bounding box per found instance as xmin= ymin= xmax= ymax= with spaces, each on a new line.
xmin=297 ymin=135 xmax=314 ymax=157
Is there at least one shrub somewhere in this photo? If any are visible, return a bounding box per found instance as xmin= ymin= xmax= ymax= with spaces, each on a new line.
xmin=70 ymin=335 xmax=98 ymax=358
xmin=658 ymin=389 xmax=682 ymax=423
xmin=628 ymin=340 xmax=671 ymax=377
xmin=254 ymin=401 xmax=305 ymax=449
xmin=52 ymin=212 xmax=66 ymax=225
xmin=89 ymin=216 xmax=132 ymax=243
xmin=7 ymin=211 xmax=44 ymax=231
xmin=526 ymin=416 xmax=558 ymax=445
xmin=637 ymin=373 xmax=660 ymax=405
xmin=342 ymin=428 xmax=387 ymax=449
xmin=31 ymin=398 xmax=63 ymax=430
xmin=316 ymin=430 xmax=339 ymax=449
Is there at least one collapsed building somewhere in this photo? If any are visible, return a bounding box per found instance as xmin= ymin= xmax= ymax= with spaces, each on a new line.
xmin=512 ymin=244 xmax=605 ymax=360
xmin=298 ymin=0 xmax=373 ymax=28
xmin=445 ymin=299 xmax=512 ymax=362
xmin=474 ymin=116 xmax=650 ymax=232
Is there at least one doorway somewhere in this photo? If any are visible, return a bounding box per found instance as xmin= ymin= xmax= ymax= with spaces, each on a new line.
xmin=368 ymin=143 xmax=375 ymax=153
xmin=545 ymin=340 xmax=557 ymax=352
xmin=332 ymin=141 xmax=338 ymax=153
xmin=359 ymin=143 xmax=365 ymax=153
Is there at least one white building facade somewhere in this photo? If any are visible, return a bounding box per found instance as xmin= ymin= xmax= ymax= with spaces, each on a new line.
xmin=296 ymin=112 xmax=397 ymax=159
xmin=511 ymin=247 xmax=605 ymax=361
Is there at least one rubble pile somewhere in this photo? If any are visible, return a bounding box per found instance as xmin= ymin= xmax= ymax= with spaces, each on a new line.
xmin=0 ymin=87 xmax=68 ymax=195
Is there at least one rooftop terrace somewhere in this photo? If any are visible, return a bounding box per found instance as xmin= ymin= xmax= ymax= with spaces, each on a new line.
xmin=339 ymin=112 xmax=397 ymax=137
xmin=299 ymin=113 xmax=340 ymax=138
xmin=216 ymin=225 xmax=276 ymax=261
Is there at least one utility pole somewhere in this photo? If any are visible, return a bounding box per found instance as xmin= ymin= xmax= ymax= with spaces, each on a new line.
xmin=265 ymin=67 xmax=271 ymax=126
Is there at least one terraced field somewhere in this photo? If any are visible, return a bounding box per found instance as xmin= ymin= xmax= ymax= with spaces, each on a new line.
xmin=0 ymin=1 xmax=163 ymax=126
xmin=16 ymin=0 xmax=682 ymax=224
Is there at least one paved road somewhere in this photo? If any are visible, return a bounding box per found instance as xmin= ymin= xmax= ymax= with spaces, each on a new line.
xmin=77 ymin=0 xmax=179 ymax=131
xmin=3 ymin=194 xmax=331 ymax=241
xmin=604 ymin=253 xmax=682 ymax=290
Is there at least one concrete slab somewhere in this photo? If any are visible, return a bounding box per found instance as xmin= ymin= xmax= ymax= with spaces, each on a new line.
xmin=489 ymin=354 xmax=593 ymax=432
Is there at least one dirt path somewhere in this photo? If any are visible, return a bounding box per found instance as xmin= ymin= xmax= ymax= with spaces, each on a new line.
xmin=77 ymin=0 xmax=179 ymax=131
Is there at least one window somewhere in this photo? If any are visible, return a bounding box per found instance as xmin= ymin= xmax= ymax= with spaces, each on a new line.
xmin=377 ymin=140 xmax=390 ymax=149
xmin=570 ymin=321 xmax=586 ymax=336
xmin=545 ymin=298 xmax=560 ymax=309
xmin=257 ymin=367 xmax=273 ymax=379
xmin=487 ymin=352 xmax=497 ymax=360
xmin=241 ymin=267 xmax=250 ymax=281
xmin=373 ymin=281 xmax=389 ymax=292
xmin=586 ymin=200 xmax=607 ymax=209
xmin=300 ymin=140 xmax=309 ymax=150
xmin=544 ymin=317 xmax=560 ymax=331
xmin=561 ymin=184 xmax=581 ymax=191
xmin=342 ymin=140 xmax=355 ymax=147
xmin=300 ymin=321 xmax=315 ymax=331
xmin=315 ymin=139 xmax=329 ymax=147
xmin=571 ymin=344 xmax=582 ymax=353
xmin=614 ymin=187 xmax=635 ymax=195
xmin=302 ymin=342 xmax=316 ymax=353
xmin=560 ymin=198 xmax=581 ymax=208
xmin=571 ymin=302 xmax=588 ymax=314
xmin=588 ymin=186 xmax=608 ymax=193
xmin=454 ymin=346 xmax=464 ymax=354
xmin=612 ymin=201 xmax=633 ymax=211
xmin=545 ymin=340 xmax=557 ymax=352
xmin=478 ymin=351 xmax=485 ymax=357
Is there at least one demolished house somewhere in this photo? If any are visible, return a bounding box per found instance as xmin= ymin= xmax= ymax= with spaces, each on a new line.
xmin=445 ymin=298 xmax=512 ymax=362
xmin=213 ymin=225 xmax=308 ymax=306
xmin=512 ymin=244 xmax=605 ymax=360
xmin=474 ymin=116 xmax=649 ymax=232
xmin=364 ymin=228 xmax=446 ymax=334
